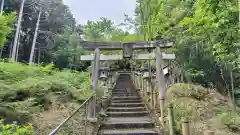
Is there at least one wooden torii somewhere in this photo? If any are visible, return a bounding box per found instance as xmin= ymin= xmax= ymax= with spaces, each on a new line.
xmin=80 ymin=40 xmax=175 ymax=121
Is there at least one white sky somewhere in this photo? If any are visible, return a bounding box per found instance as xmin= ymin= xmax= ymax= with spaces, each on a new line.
xmin=62 ymin=0 xmax=137 ymax=25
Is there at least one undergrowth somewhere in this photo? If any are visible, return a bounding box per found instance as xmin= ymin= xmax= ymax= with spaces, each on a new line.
xmin=165 ymin=83 xmax=240 ymax=135
xmin=0 ymin=62 xmax=92 ymax=134
xmin=0 ymin=120 xmax=34 ymax=135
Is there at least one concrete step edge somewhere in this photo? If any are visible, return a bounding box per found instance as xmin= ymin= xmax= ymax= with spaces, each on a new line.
xmin=107 ymin=111 xmax=148 ymax=114
xmin=100 ymin=128 xmax=159 ymax=135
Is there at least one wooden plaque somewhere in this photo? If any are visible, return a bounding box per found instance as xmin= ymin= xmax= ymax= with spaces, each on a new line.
xmin=123 ymin=44 xmax=133 ymax=58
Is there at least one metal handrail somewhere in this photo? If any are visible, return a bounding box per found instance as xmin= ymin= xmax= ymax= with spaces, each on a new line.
xmin=48 ymin=94 xmax=95 ymax=135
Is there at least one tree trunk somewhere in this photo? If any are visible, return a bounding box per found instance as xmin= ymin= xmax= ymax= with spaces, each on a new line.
xmin=230 ymin=70 xmax=236 ymax=111
xmin=38 ymin=49 xmax=41 ymax=65
xmin=0 ymin=0 xmax=4 ymax=14
xmin=11 ymin=0 xmax=25 ymax=62
xmin=0 ymin=47 xmax=3 ymax=58
xmin=29 ymin=8 xmax=41 ymax=65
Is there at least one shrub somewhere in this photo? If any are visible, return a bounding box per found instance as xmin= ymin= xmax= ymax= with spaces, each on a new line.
xmin=165 ymin=83 xmax=240 ymax=135
xmin=0 ymin=62 xmax=47 ymax=83
xmin=0 ymin=62 xmax=92 ymax=126
xmin=0 ymin=120 xmax=34 ymax=135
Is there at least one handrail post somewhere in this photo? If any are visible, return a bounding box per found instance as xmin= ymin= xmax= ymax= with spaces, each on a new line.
xmin=137 ymin=74 xmax=139 ymax=89
xmin=137 ymin=74 xmax=140 ymax=89
xmin=143 ymin=76 xmax=146 ymax=98
xmin=159 ymin=98 xmax=164 ymax=122
xmin=87 ymin=97 xmax=93 ymax=119
xmin=151 ymin=80 xmax=158 ymax=112
xmin=146 ymin=79 xmax=150 ymax=108
xmin=150 ymin=79 xmax=154 ymax=110
xmin=156 ymin=91 xmax=160 ymax=112
xmin=135 ymin=74 xmax=138 ymax=89
xmin=168 ymin=104 xmax=175 ymax=135
xmin=182 ymin=118 xmax=190 ymax=135
xmin=84 ymin=102 xmax=88 ymax=135
xmin=134 ymin=73 xmax=137 ymax=88
xmin=152 ymin=89 xmax=156 ymax=111
xmin=139 ymin=74 xmax=143 ymax=97
xmin=138 ymin=75 xmax=142 ymax=96
xmin=141 ymin=76 xmax=144 ymax=96
xmin=136 ymin=74 xmax=139 ymax=89
xmin=143 ymin=78 xmax=145 ymax=98
xmin=133 ymin=71 xmax=135 ymax=84
xmin=110 ymin=73 xmax=113 ymax=87
xmin=147 ymin=79 xmax=152 ymax=109
xmin=140 ymin=75 xmax=142 ymax=91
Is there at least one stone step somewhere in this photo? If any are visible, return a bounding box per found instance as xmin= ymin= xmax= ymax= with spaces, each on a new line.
xmin=112 ymin=94 xmax=134 ymax=97
xmin=115 ymin=87 xmax=128 ymax=89
xmin=114 ymin=89 xmax=128 ymax=92
xmin=112 ymin=92 xmax=132 ymax=94
xmin=107 ymin=111 xmax=149 ymax=117
xmin=112 ymin=90 xmax=128 ymax=92
xmin=110 ymin=103 xmax=144 ymax=107
xmin=97 ymin=75 xmax=160 ymax=135
xmin=112 ymin=96 xmax=140 ymax=100
xmin=100 ymin=129 xmax=159 ymax=135
xmin=112 ymin=92 xmax=130 ymax=95
xmin=111 ymin=99 xmax=142 ymax=103
xmin=112 ymin=92 xmax=131 ymax=95
xmin=103 ymin=117 xmax=155 ymax=129
xmin=107 ymin=107 xmax=146 ymax=112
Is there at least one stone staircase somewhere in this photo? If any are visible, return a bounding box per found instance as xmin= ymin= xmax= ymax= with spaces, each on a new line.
xmin=98 ymin=74 xmax=159 ymax=135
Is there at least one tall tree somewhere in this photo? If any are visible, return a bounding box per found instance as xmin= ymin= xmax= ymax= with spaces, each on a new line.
xmin=52 ymin=26 xmax=87 ymax=70
xmin=83 ymin=17 xmax=114 ymax=41
xmin=135 ymin=0 xmax=240 ymax=96
xmin=1 ymin=0 xmax=78 ymax=66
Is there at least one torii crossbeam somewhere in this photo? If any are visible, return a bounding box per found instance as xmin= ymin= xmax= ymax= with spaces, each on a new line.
xmin=81 ymin=40 xmax=174 ymax=60
xmin=81 ymin=40 xmax=173 ymax=50
xmin=81 ymin=53 xmax=175 ymax=61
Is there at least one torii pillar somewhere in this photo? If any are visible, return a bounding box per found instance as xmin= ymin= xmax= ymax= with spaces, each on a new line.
xmin=155 ymin=46 xmax=166 ymax=122
xmin=87 ymin=48 xmax=100 ymax=122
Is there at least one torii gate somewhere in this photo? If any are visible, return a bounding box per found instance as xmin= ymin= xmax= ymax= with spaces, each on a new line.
xmin=80 ymin=40 xmax=175 ymax=121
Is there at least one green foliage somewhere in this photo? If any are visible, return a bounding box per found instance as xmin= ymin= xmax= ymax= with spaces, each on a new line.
xmin=1 ymin=0 xmax=81 ymax=68
xmin=83 ymin=17 xmax=144 ymax=43
xmin=0 ymin=13 xmax=16 ymax=47
xmin=83 ymin=17 xmax=115 ymax=41
xmin=82 ymin=17 xmax=145 ymax=57
xmin=218 ymin=112 xmax=240 ymax=132
xmin=0 ymin=62 xmax=92 ymax=124
xmin=0 ymin=62 xmax=47 ymax=83
xmin=0 ymin=120 xmax=34 ymax=135
xmin=52 ymin=26 xmax=86 ymax=69
xmin=121 ymin=34 xmax=144 ymax=42
xmin=39 ymin=63 xmax=56 ymax=74
xmin=166 ymin=83 xmax=240 ymax=134
xmin=2 ymin=69 xmax=92 ymax=102
xmin=135 ymin=0 xmax=240 ymax=95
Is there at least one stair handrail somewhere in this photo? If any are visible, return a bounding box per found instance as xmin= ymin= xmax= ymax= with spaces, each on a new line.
xmin=48 ymin=94 xmax=95 ymax=135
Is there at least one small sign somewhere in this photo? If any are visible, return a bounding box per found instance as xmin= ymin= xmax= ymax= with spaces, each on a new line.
xmin=123 ymin=43 xmax=133 ymax=58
